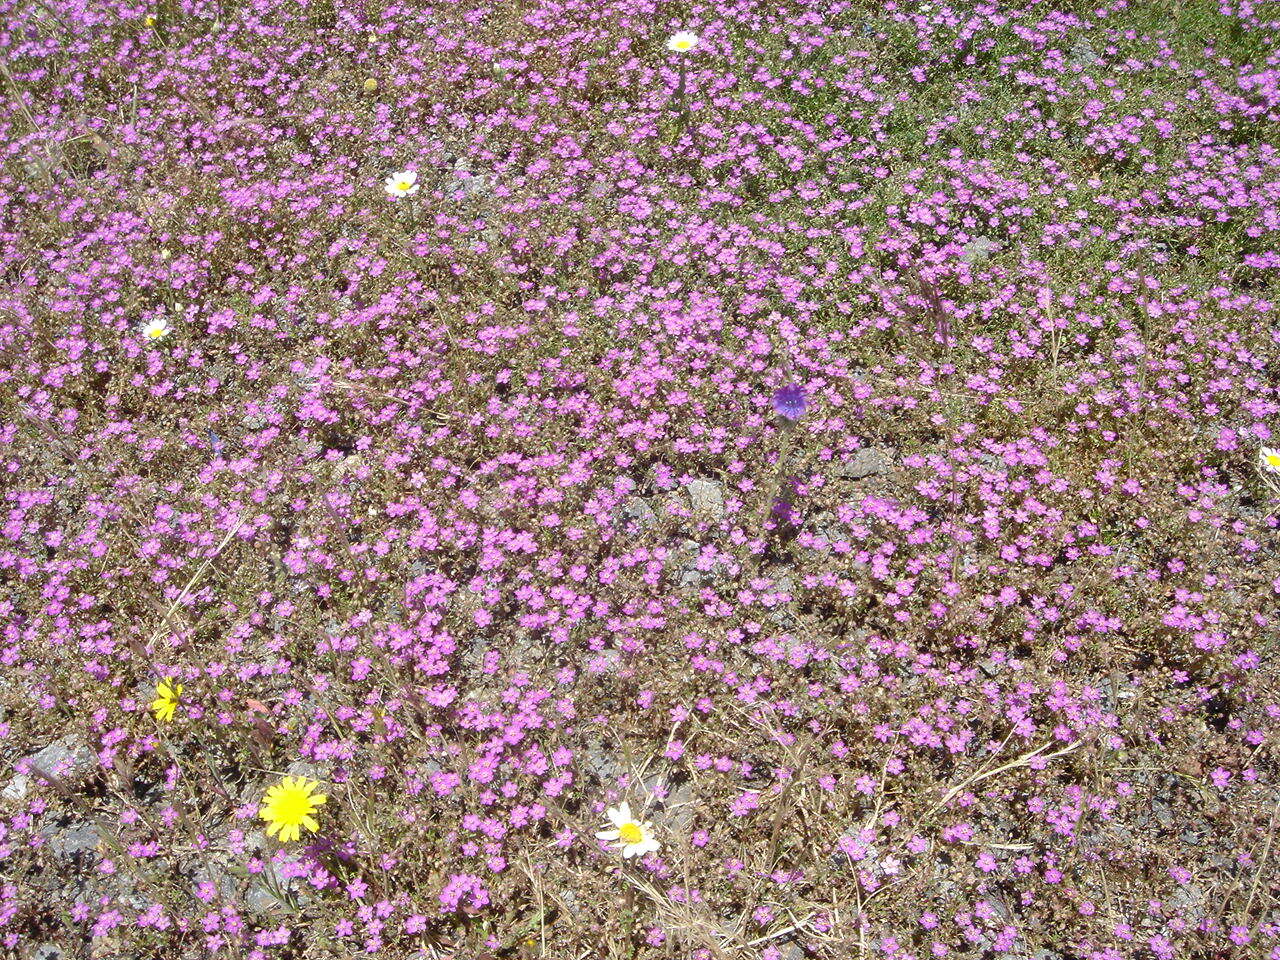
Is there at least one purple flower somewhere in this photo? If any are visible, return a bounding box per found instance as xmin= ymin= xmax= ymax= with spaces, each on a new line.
xmin=772 ymin=383 xmax=807 ymax=420
xmin=770 ymin=495 xmax=796 ymax=526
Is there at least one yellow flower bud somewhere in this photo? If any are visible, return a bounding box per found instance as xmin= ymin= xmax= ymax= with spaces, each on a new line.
xmin=362 ymin=78 xmax=378 ymax=93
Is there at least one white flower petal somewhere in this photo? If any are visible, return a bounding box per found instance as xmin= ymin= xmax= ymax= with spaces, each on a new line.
xmin=666 ymin=31 xmax=700 ymax=52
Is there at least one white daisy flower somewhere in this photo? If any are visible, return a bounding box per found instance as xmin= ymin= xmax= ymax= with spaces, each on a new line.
xmin=140 ymin=317 xmax=171 ymax=342
xmin=383 ymin=169 xmax=419 ymax=199
xmin=666 ymin=31 xmax=700 ymax=53
xmin=596 ymin=802 xmax=660 ymax=859
xmin=1261 ymin=446 xmax=1280 ymax=475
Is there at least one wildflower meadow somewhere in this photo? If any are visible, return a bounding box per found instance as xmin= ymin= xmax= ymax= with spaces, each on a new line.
xmin=3 ymin=0 xmax=1280 ymax=957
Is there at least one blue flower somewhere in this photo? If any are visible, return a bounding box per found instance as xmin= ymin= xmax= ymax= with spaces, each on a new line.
xmin=772 ymin=383 xmax=807 ymax=421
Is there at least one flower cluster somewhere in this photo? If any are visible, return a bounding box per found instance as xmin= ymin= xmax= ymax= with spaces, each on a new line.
xmin=1 ymin=1 xmax=1279 ymax=959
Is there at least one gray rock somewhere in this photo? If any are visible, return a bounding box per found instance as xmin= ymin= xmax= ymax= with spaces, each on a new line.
xmin=1168 ymin=883 xmax=1207 ymax=914
xmin=806 ymin=510 xmax=844 ymax=548
xmin=582 ymin=741 xmax=628 ymax=785
xmin=331 ymin=454 xmax=363 ymax=478
xmin=1069 ymin=39 xmax=1101 ymax=67
xmin=24 ymin=943 xmax=66 ymax=960
xmin=656 ymin=778 xmax=696 ymax=833
xmin=46 ymin=822 xmax=101 ymax=858
xmin=452 ymin=160 xmax=494 ymax=199
xmin=242 ymin=842 xmax=313 ymax=913
xmin=672 ymin=539 xmax=727 ymax=588
xmin=2 ymin=775 xmax=31 ymax=802
xmin=959 ymin=237 xmax=1001 ymax=264
xmin=286 ymin=760 xmax=327 ymax=782
xmin=465 ymin=633 xmax=491 ymax=666
xmin=584 ymin=739 xmax=667 ymax=803
xmin=685 ymin=479 xmax=725 ymax=521
xmin=190 ymin=862 xmax=239 ymax=902
xmin=245 ymin=881 xmax=282 ymax=914
xmin=974 ymin=453 xmax=1009 ymax=473
xmin=21 ymin=151 xmax=59 ymax=183
xmin=765 ymin=577 xmax=799 ymax=628
xmin=837 ymin=447 xmax=893 ymax=480
xmin=89 ymin=935 xmax=124 ymax=960
xmin=556 ymin=888 xmax=583 ymax=918
xmin=457 ymin=173 xmax=493 ymax=198
xmin=618 ymin=496 xmax=658 ymax=533
xmin=24 ymin=736 xmax=97 ymax=788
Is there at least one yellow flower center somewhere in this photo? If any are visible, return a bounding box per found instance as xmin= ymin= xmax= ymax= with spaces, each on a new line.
xmin=618 ymin=822 xmax=644 ymax=845
xmin=260 ymin=777 xmax=326 ymax=842
xmin=675 ymin=40 xmax=692 ymax=49
xmin=273 ymin=791 xmax=311 ymax=823
xmin=1266 ymin=452 xmax=1280 ymax=469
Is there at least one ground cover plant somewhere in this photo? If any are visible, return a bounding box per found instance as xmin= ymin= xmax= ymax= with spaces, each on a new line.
xmin=3 ymin=0 xmax=1280 ymax=957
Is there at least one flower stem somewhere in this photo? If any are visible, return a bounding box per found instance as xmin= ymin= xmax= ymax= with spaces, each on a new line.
xmin=758 ymin=420 xmax=796 ymax=532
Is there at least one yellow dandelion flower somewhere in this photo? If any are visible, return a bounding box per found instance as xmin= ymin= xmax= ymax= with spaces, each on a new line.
xmin=259 ymin=776 xmax=327 ymax=843
xmin=150 ymin=677 xmax=182 ymax=723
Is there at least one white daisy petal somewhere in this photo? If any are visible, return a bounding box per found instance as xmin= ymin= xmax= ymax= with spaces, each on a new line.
xmin=598 ymin=802 xmax=661 ymax=859
xmin=666 ymin=31 xmax=700 ymax=53
xmin=140 ymin=317 xmax=171 ymax=341
xmin=383 ymin=169 xmax=420 ymax=199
